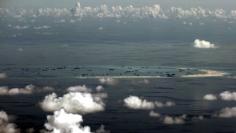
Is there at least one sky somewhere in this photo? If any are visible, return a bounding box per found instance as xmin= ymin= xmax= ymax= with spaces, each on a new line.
xmin=1 ymin=0 xmax=236 ymax=9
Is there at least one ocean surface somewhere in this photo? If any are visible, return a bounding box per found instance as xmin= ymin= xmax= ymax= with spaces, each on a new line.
xmin=1 ymin=4 xmax=236 ymax=133
xmin=0 ymin=40 xmax=236 ymax=133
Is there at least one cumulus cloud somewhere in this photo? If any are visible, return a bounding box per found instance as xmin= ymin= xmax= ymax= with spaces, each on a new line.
xmin=1 ymin=2 xmax=236 ymax=20
xmin=67 ymin=85 xmax=106 ymax=98
xmin=124 ymin=96 xmax=155 ymax=110
xmin=95 ymin=85 xmax=104 ymax=92
xmin=25 ymin=128 xmax=35 ymax=133
xmin=37 ymin=8 xmax=71 ymax=17
xmin=193 ymin=39 xmax=216 ymax=49
xmin=203 ymin=92 xmax=236 ymax=118
xmin=67 ymin=85 xmax=92 ymax=93
xmin=169 ymin=7 xmax=227 ymax=19
xmin=219 ymin=91 xmax=236 ymax=101
xmin=163 ymin=115 xmax=185 ymax=125
xmin=13 ymin=25 xmax=29 ymax=30
xmin=33 ymin=25 xmax=50 ymax=30
xmin=143 ymin=79 xmax=150 ymax=84
xmin=0 ymin=73 xmax=7 ymax=79
xmin=149 ymin=111 xmax=160 ymax=117
xmin=63 ymin=2 xmax=163 ymax=19
xmin=44 ymin=109 xmax=92 ymax=133
xmin=124 ymin=96 xmax=175 ymax=110
xmin=40 ymin=92 xmax=105 ymax=114
xmin=0 ymin=85 xmax=54 ymax=95
xmin=217 ymin=107 xmax=236 ymax=118
xmin=155 ymin=101 xmax=175 ymax=108
xmin=95 ymin=125 xmax=110 ymax=133
xmin=134 ymin=79 xmax=150 ymax=84
xmin=0 ymin=110 xmax=19 ymax=133
xmin=99 ymin=77 xmax=117 ymax=85
xmin=17 ymin=48 xmax=24 ymax=52
xmin=98 ymin=27 xmax=104 ymax=31
xmin=150 ymin=112 xmax=206 ymax=124
xmin=203 ymin=91 xmax=236 ymax=101
xmin=203 ymin=94 xmax=217 ymax=101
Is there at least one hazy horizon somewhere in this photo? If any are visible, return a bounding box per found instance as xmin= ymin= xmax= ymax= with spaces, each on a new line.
xmin=1 ymin=0 xmax=236 ymax=9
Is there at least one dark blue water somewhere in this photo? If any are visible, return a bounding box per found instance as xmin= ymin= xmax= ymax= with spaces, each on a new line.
xmin=1 ymin=8 xmax=236 ymax=133
xmin=1 ymin=77 xmax=236 ymax=133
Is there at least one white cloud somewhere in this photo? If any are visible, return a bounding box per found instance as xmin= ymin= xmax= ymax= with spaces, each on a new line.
xmin=17 ymin=48 xmax=24 ymax=52
xmin=135 ymin=79 xmax=150 ymax=84
xmin=193 ymin=39 xmax=216 ymax=49
xmin=163 ymin=115 xmax=185 ymax=125
xmin=150 ymin=112 xmax=205 ymax=124
xmin=58 ymin=19 xmax=66 ymax=23
xmin=198 ymin=115 xmax=204 ymax=120
xmin=37 ymin=8 xmax=70 ymax=17
xmin=154 ymin=101 xmax=175 ymax=108
xmin=44 ymin=109 xmax=92 ymax=133
xmin=1 ymin=2 xmax=236 ymax=22
xmin=203 ymin=91 xmax=236 ymax=101
xmin=96 ymin=85 xmax=104 ymax=92
xmin=217 ymin=107 xmax=236 ymax=118
xmin=2 ymin=3 xmax=236 ymax=20
xmin=33 ymin=25 xmax=50 ymax=30
xmin=124 ymin=96 xmax=175 ymax=110
xmin=13 ymin=25 xmax=29 ymax=30
xmin=40 ymin=92 xmax=105 ymax=114
xmin=203 ymin=92 xmax=236 ymax=118
xmin=99 ymin=77 xmax=117 ymax=85
xmin=143 ymin=79 xmax=150 ymax=84
xmin=0 ymin=85 xmax=54 ymax=95
xmin=149 ymin=111 xmax=160 ymax=117
xmin=203 ymin=94 xmax=217 ymax=101
xmin=124 ymin=96 xmax=155 ymax=110
xmin=231 ymin=10 xmax=236 ymax=17
xmin=70 ymin=19 xmax=76 ymax=23
xmin=219 ymin=91 xmax=236 ymax=101
xmin=98 ymin=26 xmax=104 ymax=31
xmin=0 ymin=110 xmax=19 ymax=133
xmin=165 ymin=101 xmax=176 ymax=107
xmin=0 ymin=73 xmax=7 ymax=79
xmin=95 ymin=125 xmax=110 ymax=133
xmin=67 ymin=85 xmax=91 ymax=93
xmin=26 ymin=128 xmax=34 ymax=133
